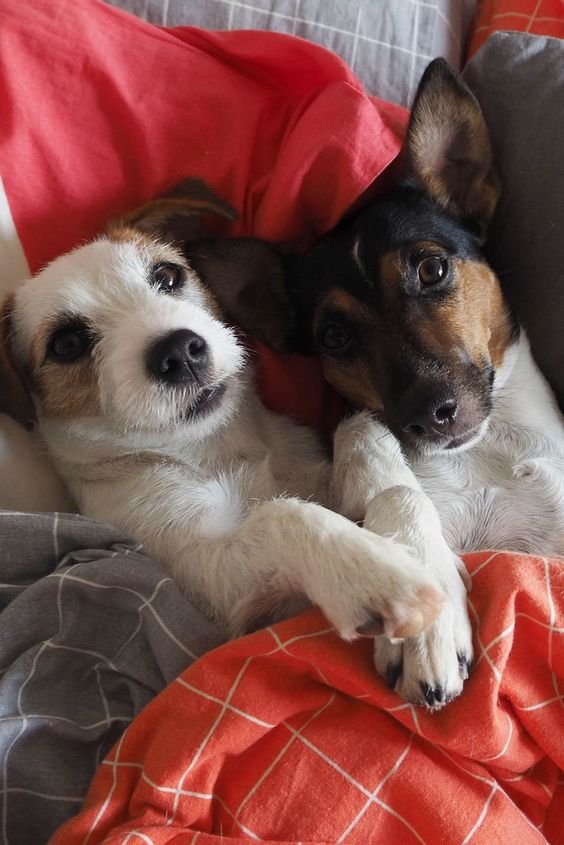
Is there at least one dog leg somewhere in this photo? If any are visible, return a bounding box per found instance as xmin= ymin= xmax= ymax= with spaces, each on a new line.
xmin=86 ymin=471 xmax=444 ymax=642
xmin=179 ymin=498 xmax=447 ymax=641
xmin=332 ymin=412 xmax=473 ymax=709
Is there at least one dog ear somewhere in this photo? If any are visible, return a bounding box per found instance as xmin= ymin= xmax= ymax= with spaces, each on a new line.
xmin=108 ymin=178 xmax=238 ymax=242
xmin=405 ymin=58 xmax=500 ymax=237
xmin=0 ymin=297 xmax=36 ymax=429
xmin=185 ymin=238 xmax=297 ymax=352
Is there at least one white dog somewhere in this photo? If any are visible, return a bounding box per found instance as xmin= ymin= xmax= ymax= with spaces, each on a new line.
xmin=0 ymin=181 xmax=448 ymax=662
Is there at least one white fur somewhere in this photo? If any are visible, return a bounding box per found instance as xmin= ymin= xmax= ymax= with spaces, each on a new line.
xmin=414 ymin=334 xmax=564 ymax=556
xmin=7 ymin=236 xmax=445 ymax=651
xmin=332 ymin=332 xmax=564 ymax=708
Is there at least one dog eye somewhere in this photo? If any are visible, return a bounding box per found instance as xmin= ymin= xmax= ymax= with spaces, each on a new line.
xmin=152 ymin=264 xmax=184 ymax=294
xmin=319 ymin=323 xmax=352 ymax=353
xmin=49 ymin=327 xmax=92 ymax=362
xmin=417 ymin=256 xmax=448 ymax=286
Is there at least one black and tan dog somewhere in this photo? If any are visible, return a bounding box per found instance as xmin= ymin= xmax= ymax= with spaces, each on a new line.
xmin=186 ymin=59 xmax=564 ymax=707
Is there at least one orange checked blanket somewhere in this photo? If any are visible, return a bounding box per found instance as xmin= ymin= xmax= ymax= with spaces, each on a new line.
xmin=52 ymin=551 xmax=564 ymax=844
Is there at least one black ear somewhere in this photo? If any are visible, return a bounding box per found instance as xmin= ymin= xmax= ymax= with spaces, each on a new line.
xmin=405 ymin=58 xmax=500 ymax=238
xmin=107 ymin=178 xmax=238 ymax=243
xmin=185 ymin=238 xmax=297 ymax=352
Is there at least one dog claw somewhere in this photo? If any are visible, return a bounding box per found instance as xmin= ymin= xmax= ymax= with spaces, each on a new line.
xmin=386 ymin=663 xmax=402 ymax=689
xmin=420 ymin=682 xmax=435 ymax=707
xmin=420 ymin=682 xmax=447 ymax=708
xmin=457 ymin=653 xmax=472 ymax=680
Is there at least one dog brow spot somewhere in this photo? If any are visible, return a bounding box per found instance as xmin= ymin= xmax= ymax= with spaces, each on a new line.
xmin=352 ymin=237 xmax=373 ymax=288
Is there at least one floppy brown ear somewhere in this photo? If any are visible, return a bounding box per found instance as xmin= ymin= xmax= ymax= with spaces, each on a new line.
xmin=405 ymin=58 xmax=500 ymax=237
xmin=186 ymin=238 xmax=296 ymax=352
xmin=108 ymin=178 xmax=238 ymax=243
xmin=0 ymin=297 xmax=36 ymax=429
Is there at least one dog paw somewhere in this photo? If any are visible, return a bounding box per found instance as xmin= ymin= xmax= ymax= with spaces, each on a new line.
xmin=319 ymin=533 xmax=445 ymax=643
xmin=374 ymin=597 xmax=473 ymax=710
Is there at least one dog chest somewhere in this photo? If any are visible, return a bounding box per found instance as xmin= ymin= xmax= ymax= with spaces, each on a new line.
xmin=414 ymin=424 xmax=564 ymax=555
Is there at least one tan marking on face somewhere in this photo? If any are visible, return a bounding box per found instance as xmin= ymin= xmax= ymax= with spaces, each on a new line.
xmin=314 ymin=289 xmax=384 ymax=410
xmin=421 ymin=258 xmax=512 ymax=368
xmin=25 ymin=318 xmax=101 ymax=420
xmin=378 ymin=253 xmax=403 ymax=292
xmin=480 ymin=264 xmax=513 ymax=368
xmin=319 ymin=288 xmax=372 ymax=318
xmin=323 ymin=357 xmax=384 ymax=411
xmin=378 ymin=252 xmax=512 ymax=369
xmin=105 ymin=224 xmax=156 ymax=246
xmin=30 ymin=330 xmax=49 ymax=372
xmin=34 ymin=359 xmax=101 ymax=419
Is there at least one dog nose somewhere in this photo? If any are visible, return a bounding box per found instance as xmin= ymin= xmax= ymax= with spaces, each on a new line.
xmin=402 ymin=394 xmax=458 ymax=437
xmin=147 ymin=329 xmax=209 ymax=385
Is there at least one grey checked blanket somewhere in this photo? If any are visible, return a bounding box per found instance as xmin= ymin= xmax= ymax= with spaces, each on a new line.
xmin=0 ymin=511 xmax=227 ymax=845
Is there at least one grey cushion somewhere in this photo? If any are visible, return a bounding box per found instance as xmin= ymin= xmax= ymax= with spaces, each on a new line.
xmin=464 ymin=32 xmax=564 ymax=409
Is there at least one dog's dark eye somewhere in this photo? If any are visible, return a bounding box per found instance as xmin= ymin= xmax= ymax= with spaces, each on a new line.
xmin=49 ymin=327 xmax=92 ymax=362
xmin=152 ymin=264 xmax=184 ymax=294
xmin=417 ymin=256 xmax=448 ymax=286
xmin=319 ymin=323 xmax=352 ymax=353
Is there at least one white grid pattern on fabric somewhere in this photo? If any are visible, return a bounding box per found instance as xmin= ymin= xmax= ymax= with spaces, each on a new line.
xmin=473 ymin=12 xmax=564 ymax=35
xmin=461 ymin=783 xmax=498 ymax=845
xmin=466 ymin=552 xmax=564 ymax=717
xmin=49 ymin=570 xmax=199 ymax=660
xmin=102 ymin=757 xmax=263 ymax=840
xmin=177 ymin=677 xmax=276 ymax=728
xmin=283 ymin=720 xmax=427 ymax=844
xmin=1 ymin=643 xmax=48 ymax=845
xmin=472 ymin=621 xmax=515 ymax=671
xmin=526 ymin=0 xmax=544 ymax=32
xmin=215 ymin=0 xmax=433 ymax=54
xmin=468 ymin=598 xmax=502 ymax=682
xmin=84 ymin=730 xmax=130 ymax=845
xmin=86 ymin=627 xmax=361 ymax=841
xmin=95 ymin=672 xmax=428 ymax=845
xmin=336 ymin=733 xmax=415 ymax=843
xmin=478 ymin=712 xmax=514 ymax=763
xmin=166 ymin=657 xmax=256 ymax=828
xmin=233 ymin=690 xmax=337 ymax=827
xmin=122 ymin=831 xmax=156 ymax=845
